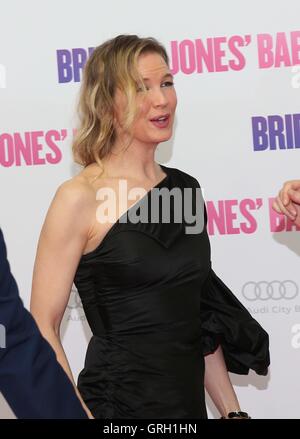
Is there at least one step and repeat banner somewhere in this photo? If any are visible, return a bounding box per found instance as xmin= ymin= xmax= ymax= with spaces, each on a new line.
xmin=1 ymin=0 xmax=300 ymax=418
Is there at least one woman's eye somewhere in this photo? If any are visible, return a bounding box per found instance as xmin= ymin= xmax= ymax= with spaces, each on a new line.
xmin=162 ymin=81 xmax=174 ymax=87
xmin=136 ymin=81 xmax=174 ymax=92
xmin=137 ymin=85 xmax=149 ymax=92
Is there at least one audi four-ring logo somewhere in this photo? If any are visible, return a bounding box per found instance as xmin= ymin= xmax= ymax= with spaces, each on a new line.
xmin=242 ymin=281 xmax=299 ymax=301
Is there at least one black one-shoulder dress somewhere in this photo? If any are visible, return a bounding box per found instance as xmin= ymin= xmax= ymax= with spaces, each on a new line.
xmin=73 ymin=164 xmax=270 ymax=419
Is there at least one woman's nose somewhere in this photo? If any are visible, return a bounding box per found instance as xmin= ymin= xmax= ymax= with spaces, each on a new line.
xmin=151 ymin=87 xmax=168 ymax=107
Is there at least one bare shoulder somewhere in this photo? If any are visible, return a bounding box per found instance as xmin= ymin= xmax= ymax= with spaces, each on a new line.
xmin=53 ymin=175 xmax=95 ymax=210
xmin=41 ymin=174 xmax=97 ymax=242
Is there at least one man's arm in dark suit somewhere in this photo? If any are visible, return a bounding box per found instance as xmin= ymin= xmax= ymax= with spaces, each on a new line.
xmin=0 ymin=228 xmax=88 ymax=419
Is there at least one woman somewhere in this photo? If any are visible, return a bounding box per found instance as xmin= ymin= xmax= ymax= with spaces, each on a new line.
xmin=30 ymin=34 xmax=270 ymax=419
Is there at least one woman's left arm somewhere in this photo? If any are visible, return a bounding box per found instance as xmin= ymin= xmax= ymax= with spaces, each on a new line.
xmin=204 ymin=344 xmax=241 ymax=418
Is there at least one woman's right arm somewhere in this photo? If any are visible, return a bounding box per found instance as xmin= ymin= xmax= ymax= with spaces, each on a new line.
xmin=30 ymin=179 xmax=96 ymax=418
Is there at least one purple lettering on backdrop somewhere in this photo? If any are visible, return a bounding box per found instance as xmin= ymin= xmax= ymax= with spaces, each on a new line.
xmin=57 ymin=50 xmax=73 ymax=83
xmin=268 ymin=115 xmax=286 ymax=150
xmin=285 ymin=115 xmax=294 ymax=149
xmin=72 ymin=48 xmax=88 ymax=82
xmin=252 ymin=113 xmax=300 ymax=151
xmin=252 ymin=116 xmax=268 ymax=151
xmin=57 ymin=47 xmax=95 ymax=83
xmin=293 ymin=114 xmax=300 ymax=148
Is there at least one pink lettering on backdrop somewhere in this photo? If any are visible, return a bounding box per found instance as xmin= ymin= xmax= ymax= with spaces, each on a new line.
xmin=269 ymin=198 xmax=300 ymax=232
xmin=0 ymin=129 xmax=67 ymax=167
xmin=257 ymin=31 xmax=300 ymax=68
xmin=170 ymin=34 xmax=251 ymax=74
xmin=206 ymin=198 xmax=261 ymax=235
xmin=206 ymin=198 xmax=300 ymax=235
xmin=169 ymin=31 xmax=300 ymax=74
xmin=179 ymin=40 xmax=196 ymax=74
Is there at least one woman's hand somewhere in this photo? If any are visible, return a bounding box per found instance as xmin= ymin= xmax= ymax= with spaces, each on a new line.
xmin=272 ymin=180 xmax=300 ymax=226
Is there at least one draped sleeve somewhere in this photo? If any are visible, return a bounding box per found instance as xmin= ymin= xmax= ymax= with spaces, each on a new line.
xmin=200 ymin=267 xmax=270 ymax=375
xmin=198 ymin=195 xmax=270 ymax=376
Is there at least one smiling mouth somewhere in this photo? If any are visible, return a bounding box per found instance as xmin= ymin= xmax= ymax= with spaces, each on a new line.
xmin=150 ymin=114 xmax=170 ymax=128
xmin=150 ymin=114 xmax=170 ymax=122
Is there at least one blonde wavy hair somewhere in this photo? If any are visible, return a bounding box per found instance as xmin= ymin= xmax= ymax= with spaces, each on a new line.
xmin=72 ymin=34 xmax=169 ymax=181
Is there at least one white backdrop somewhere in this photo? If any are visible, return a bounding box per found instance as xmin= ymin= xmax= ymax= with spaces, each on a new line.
xmin=1 ymin=0 xmax=300 ymax=419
